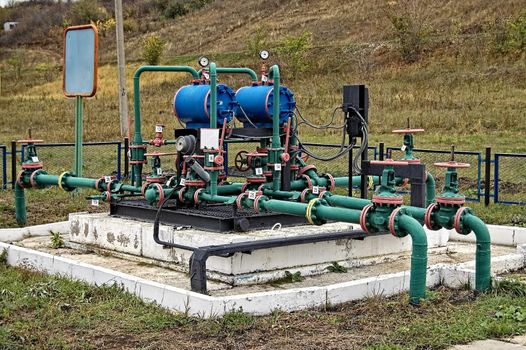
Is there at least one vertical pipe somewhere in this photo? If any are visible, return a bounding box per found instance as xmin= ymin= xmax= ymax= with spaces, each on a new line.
xmin=15 ymin=182 xmax=27 ymax=226
xmin=398 ymin=214 xmax=428 ymax=304
xmin=268 ymin=65 xmax=282 ymax=191
xmin=116 ymin=142 xmax=122 ymax=180
xmin=425 ymin=172 xmax=436 ymax=206
xmin=484 ymin=147 xmax=491 ymax=207
xmin=10 ymin=141 xmax=16 ymax=190
xmin=494 ymin=154 xmax=499 ymax=204
xmin=74 ymin=96 xmax=83 ymax=177
xmin=379 ymin=142 xmax=384 ymax=161
xmin=462 ymin=214 xmax=492 ymax=291
xmin=1 ymin=146 xmax=6 ymax=190
xmin=123 ymin=137 xmax=129 ymax=179
xmin=209 ymin=62 xmax=217 ymax=128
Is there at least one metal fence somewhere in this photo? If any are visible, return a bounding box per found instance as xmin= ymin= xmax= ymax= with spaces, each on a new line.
xmin=495 ymin=153 xmax=526 ymax=205
xmin=1 ymin=140 xmax=525 ymax=205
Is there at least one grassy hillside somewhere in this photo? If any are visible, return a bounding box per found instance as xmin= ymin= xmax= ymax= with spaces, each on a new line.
xmin=0 ymin=0 xmax=525 ymax=152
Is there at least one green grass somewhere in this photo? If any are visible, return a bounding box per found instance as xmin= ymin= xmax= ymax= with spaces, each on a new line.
xmin=2 ymin=264 xmax=526 ymax=349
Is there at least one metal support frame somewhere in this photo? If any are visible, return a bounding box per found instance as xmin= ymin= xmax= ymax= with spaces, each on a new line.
xmin=1 ymin=145 xmax=6 ymax=190
xmin=484 ymin=147 xmax=491 ymax=207
xmin=342 ymin=85 xmax=369 ymax=199
xmin=186 ymin=229 xmax=380 ymax=294
xmin=362 ymin=161 xmax=427 ymax=207
xmin=494 ymin=153 xmax=526 ymax=205
xmin=10 ymin=141 xmax=16 ymax=190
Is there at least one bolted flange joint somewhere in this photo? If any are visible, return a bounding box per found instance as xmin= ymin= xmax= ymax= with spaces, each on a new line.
xmin=454 ymin=207 xmax=473 ymax=235
xmin=305 ymin=198 xmax=327 ymax=226
xmin=388 ymin=207 xmax=410 ymax=238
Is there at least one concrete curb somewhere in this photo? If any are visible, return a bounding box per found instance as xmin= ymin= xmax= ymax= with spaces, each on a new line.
xmin=1 ymin=241 xmax=525 ymax=318
xmin=0 ymin=221 xmax=69 ymax=243
xmin=449 ymin=225 xmax=526 ymax=246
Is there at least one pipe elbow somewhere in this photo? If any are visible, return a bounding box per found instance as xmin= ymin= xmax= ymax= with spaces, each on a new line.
xmin=398 ymin=214 xmax=428 ymax=248
xmin=463 ymin=214 xmax=491 ymax=245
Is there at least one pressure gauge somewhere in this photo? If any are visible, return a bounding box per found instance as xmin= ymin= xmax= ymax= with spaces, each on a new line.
xmin=259 ymin=50 xmax=269 ymax=60
xmin=198 ymin=56 xmax=209 ymax=67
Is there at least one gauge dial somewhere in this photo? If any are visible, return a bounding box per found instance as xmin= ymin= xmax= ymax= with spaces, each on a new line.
xmin=198 ymin=56 xmax=209 ymax=67
xmin=259 ymin=50 xmax=269 ymax=60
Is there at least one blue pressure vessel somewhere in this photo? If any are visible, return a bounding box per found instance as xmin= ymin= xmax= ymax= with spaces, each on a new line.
xmin=173 ymin=83 xmax=236 ymax=128
xmin=234 ymin=85 xmax=296 ymax=128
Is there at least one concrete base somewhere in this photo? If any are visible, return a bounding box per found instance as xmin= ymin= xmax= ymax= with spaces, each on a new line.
xmin=68 ymin=213 xmax=450 ymax=285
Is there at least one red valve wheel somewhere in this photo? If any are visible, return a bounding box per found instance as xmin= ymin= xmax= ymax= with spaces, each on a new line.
xmin=234 ymin=151 xmax=250 ymax=172
xmin=392 ymin=128 xmax=425 ymax=134
xmin=214 ymin=155 xmax=224 ymax=165
xmin=143 ymin=152 xmax=178 ymax=157
xmin=281 ymin=152 xmax=290 ymax=162
xmin=433 ymin=161 xmax=470 ymax=168
xmin=16 ymin=139 xmax=44 ymax=144
xmin=370 ymin=159 xmax=409 ymax=166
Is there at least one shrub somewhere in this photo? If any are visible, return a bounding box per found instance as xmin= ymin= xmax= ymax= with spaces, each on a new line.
xmin=385 ymin=0 xmax=431 ymax=63
xmin=277 ymin=31 xmax=312 ymax=79
xmin=142 ymin=35 xmax=165 ymax=65
xmin=70 ymin=0 xmax=109 ymax=24
xmin=246 ymin=26 xmax=268 ymax=58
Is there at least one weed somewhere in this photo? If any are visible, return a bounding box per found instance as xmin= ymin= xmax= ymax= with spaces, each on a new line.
xmin=142 ymin=35 xmax=165 ymax=65
xmin=222 ymin=308 xmax=254 ymax=333
xmin=326 ymin=261 xmax=347 ymax=273
xmin=277 ymin=31 xmax=312 ymax=79
xmin=283 ymin=270 xmax=304 ymax=283
xmin=492 ymin=277 xmax=526 ymax=297
xmin=496 ymin=305 xmax=526 ymax=322
xmin=49 ymin=231 xmax=64 ymax=249
xmin=0 ymin=248 xmax=7 ymax=266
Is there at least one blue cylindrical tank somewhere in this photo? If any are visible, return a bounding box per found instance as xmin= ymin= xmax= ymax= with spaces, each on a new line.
xmin=173 ymin=83 xmax=236 ymax=128
xmin=234 ymin=85 xmax=296 ymax=128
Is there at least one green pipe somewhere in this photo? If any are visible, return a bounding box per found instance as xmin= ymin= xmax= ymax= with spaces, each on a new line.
xmin=132 ymin=65 xmax=199 ymax=187
xmin=200 ymin=192 xmax=235 ymax=204
xmin=263 ymin=200 xmax=307 ymax=217
xmin=325 ymin=195 xmax=371 ymax=210
xmin=426 ymin=172 xmax=436 ymax=206
xmin=209 ymin=62 xmax=217 ymax=128
xmin=268 ymin=65 xmax=281 ymax=149
xmin=199 ymin=67 xmax=258 ymax=82
xmin=462 ymin=214 xmax=492 ymax=291
xmin=402 ymin=206 xmax=426 ymax=222
xmin=397 ymin=214 xmax=428 ymax=304
xmin=216 ymin=183 xmax=243 ymax=195
xmin=15 ymin=183 xmax=27 ymax=226
xmin=316 ymin=205 xmax=361 ymax=223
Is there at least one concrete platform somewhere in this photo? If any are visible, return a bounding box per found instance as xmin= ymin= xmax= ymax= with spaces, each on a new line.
xmin=68 ymin=213 xmax=450 ymax=285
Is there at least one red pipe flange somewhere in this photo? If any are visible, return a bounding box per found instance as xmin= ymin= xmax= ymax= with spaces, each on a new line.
xmin=359 ymin=204 xmax=374 ymax=234
xmin=301 ymin=174 xmax=313 ymax=190
xmin=236 ymin=193 xmax=247 ymax=209
xmin=318 ymin=190 xmax=327 ymax=199
xmin=300 ymin=188 xmax=310 ymax=203
xmin=94 ymin=177 xmax=105 ymax=191
xmin=16 ymin=170 xmax=27 ymax=189
xmin=424 ymin=203 xmax=438 ymax=230
xmin=253 ymin=195 xmax=263 ymax=213
xmin=106 ymin=179 xmax=117 ymax=193
xmin=436 ymin=196 xmax=465 ymax=205
xmin=240 ymin=183 xmax=248 ymax=193
xmin=166 ymin=176 xmax=177 ymax=187
xmin=154 ymin=183 xmax=164 ymax=207
xmin=29 ymin=170 xmax=43 ymax=188
xmin=21 ymin=162 xmax=43 ymax=170
xmin=325 ymin=173 xmax=335 ymax=191
xmin=193 ymin=188 xmax=203 ymax=205
xmin=178 ymin=186 xmax=187 ymax=203
xmin=298 ymin=164 xmax=317 ymax=177
xmin=141 ymin=182 xmax=150 ymax=197
xmin=370 ymin=159 xmax=409 ymax=166
xmin=388 ymin=207 xmax=404 ymax=237
xmin=105 ymin=191 xmax=111 ymax=202
xmin=257 ymin=184 xmax=266 ymax=192
xmin=372 ymin=195 xmax=403 ymax=205
xmin=454 ymin=207 xmax=470 ymax=234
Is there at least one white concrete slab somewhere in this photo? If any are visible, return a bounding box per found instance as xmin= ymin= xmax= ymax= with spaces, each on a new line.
xmin=0 ymin=221 xmax=69 ymax=242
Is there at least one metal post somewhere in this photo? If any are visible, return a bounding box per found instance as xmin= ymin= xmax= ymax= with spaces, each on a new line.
xmin=123 ymin=137 xmax=129 ymax=179
xmin=74 ymin=96 xmax=83 ymax=177
xmin=10 ymin=140 xmax=16 ymax=190
xmin=1 ymin=146 xmax=6 ymax=190
xmin=117 ymin=142 xmax=122 ymax=180
xmin=379 ymin=142 xmax=385 ymax=161
xmin=485 ymin=147 xmax=491 ymax=206
xmin=114 ymin=0 xmax=129 ymax=138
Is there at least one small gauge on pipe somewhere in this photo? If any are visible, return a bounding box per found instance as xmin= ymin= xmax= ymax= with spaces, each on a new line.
xmin=259 ymin=50 xmax=269 ymax=60
xmin=198 ymin=56 xmax=209 ymax=67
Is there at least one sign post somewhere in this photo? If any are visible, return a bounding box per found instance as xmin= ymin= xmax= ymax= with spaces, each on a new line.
xmin=63 ymin=25 xmax=98 ymax=177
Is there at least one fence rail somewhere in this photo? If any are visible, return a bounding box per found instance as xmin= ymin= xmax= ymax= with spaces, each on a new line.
xmin=0 ymin=140 xmax=524 ymax=205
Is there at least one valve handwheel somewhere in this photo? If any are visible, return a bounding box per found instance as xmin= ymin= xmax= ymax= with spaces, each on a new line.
xmin=234 ymin=150 xmax=250 ymax=172
xmin=391 ymin=128 xmax=424 ymax=134
xmin=17 ymin=139 xmax=44 ymax=144
xmin=433 ymin=161 xmax=470 ymax=168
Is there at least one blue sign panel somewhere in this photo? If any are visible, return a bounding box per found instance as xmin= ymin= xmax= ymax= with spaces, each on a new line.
xmin=63 ymin=25 xmax=98 ymax=97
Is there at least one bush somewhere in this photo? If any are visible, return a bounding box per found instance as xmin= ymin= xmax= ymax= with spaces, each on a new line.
xmin=142 ymin=35 xmax=165 ymax=65
xmin=164 ymin=1 xmax=189 ymax=18
xmin=385 ymin=0 xmax=431 ymax=63
xmin=70 ymin=0 xmax=109 ymax=24
xmin=277 ymin=31 xmax=312 ymax=79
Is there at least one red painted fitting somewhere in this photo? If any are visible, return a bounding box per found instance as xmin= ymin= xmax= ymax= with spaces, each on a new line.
xmin=392 ymin=128 xmax=425 ymax=134
xmin=454 ymin=207 xmax=469 ymax=234
xmin=105 ymin=191 xmax=111 ymax=202
xmin=370 ymin=159 xmax=408 ymax=166
xmin=154 ymin=183 xmax=164 ymax=207
xmin=204 ymin=166 xmax=224 ymax=171
xmin=241 ymin=183 xmax=248 ymax=193
xmin=236 ymin=193 xmax=247 ymax=209
xmin=436 ymin=196 xmax=465 ymax=205
xmin=16 ymin=170 xmax=27 ymax=188
xmin=298 ymin=164 xmax=317 ymax=177
xmin=129 ymin=160 xmax=148 ymax=165
xmin=372 ymin=195 xmax=403 ymax=205
xmin=106 ymin=179 xmax=117 ymax=193
xmin=301 ymin=174 xmax=313 ymax=190
xmin=424 ymin=203 xmax=438 ymax=230
xmin=257 ymin=184 xmax=265 ymax=192
xmin=281 ymin=153 xmax=290 ymax=162
xmin=22 ymin=162 xmax=43 ymax=170
xmin=263 ymin=170 xmax=273 ymax=177
xmin=300 ymin=188 xmax=310 ymax=203
xmin=318 ymin=190 xmax=327 ymax=199
xmin=141 ymin=182 xmax=150 ymax=197
xmin=389 ymin=207 xmax=403 ymax=236
xmin=184 ymin=179 xmax=206 ymax=187
xmin=247 ymin=177 xmax=266 ymax=183
xmin=290 ymin=165 xmax=300 ymax=171
xmin=253 ymin=195 xmax=263 ymax=213
xmin=359 ymin=204 xmax=374 ymax=234
xmin=193 ymin=188 xmax=203 ymax=204
xmin=29 ymin=170 xmax=41 ymax=188
xmin=214 ymin=155 xmax=224 ymax=165
xmin=325 ymin=173 xmax=335 ymax=191
xmin=178 ymin=186 xmax=187 ymax=202
xmin=94 ymin=177 xmax=104 ymax=191
xmin=405 ymin=159 xmax=421 ymax=164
